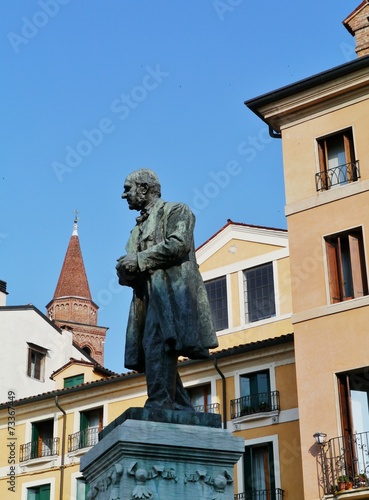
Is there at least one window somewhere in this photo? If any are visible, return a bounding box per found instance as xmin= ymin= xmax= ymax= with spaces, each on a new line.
xmin=27 ymin=343 xmax=47 ymax=381
xmin=316 ymin=128 xmax=359 ymax=191
xmin=338 ymin=369 xmax=369 ymax=437
xmin=325 ymin=228 xmax=368 ymax=303
xmin=79 ymin=408 xmax=102 ymax=449
xmin=76 ymin=478 xmax=90 ymax=500
xmin=20 ymin=418 xmax=58 ymax=462
xmin=27 ymin=484 xmax=50 ymax=500
xmin=30 ymin=419 xmax=55 ymax=459
xmin=244 ymin=443 xmax=276 ymax=499
xmin=64 ymin=374 xmax=85 ymax=388
xmin=187 ymin=384 xmax=211 ymax=412
xmin=205 ymin=276 xmax=228 ymax=331
xmin=244 ymin=263 xmax=275 ymax=323
xmin=241 ymin=370 xmax=271 ymax=412
xmin=337 ymin=369 xmax=369 ymax=477
xmin=231 ymin=370 xmax=279 ymax=419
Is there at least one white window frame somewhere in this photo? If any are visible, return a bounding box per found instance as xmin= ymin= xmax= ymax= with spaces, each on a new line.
xmin=22 ymin=478 xmax=55 ymax=500
xmin=237 ymin=434 xmax=281 ymax=495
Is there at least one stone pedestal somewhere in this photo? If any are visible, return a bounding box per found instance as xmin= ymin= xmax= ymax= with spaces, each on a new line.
xmin=80 ymin=408 xmax=244 ymax=500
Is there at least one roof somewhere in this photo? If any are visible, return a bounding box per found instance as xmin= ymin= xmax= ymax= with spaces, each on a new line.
xmin=0 ymin=304 xmax=62 ymax=333
xmin=196 ymin=218 xmax=287 ymax=252
xmin=50 ymin=357 xmax=117 ymax=379
xmin=52 ymin=230 xmax=92 ymax=300
xmin=0 ymin=333 xmax=294 ymax=407
xmin=343 ymin=1 xmax=369 ymax=35
xmin=245 ymin=54 xmax=369 ymax=130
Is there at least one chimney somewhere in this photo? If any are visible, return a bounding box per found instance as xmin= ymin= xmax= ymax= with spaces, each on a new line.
xmin=343 ymin=1 xmax=369 ymax=57
xmin=0 ymin=280 xmax=8 ymax=306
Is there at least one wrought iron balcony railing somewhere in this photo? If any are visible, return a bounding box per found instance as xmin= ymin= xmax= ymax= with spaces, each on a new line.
xmin=68 ymin=426 xmax=99 ymax=452
xmin=193 ymin=402 xmax=220 ymax=414
xmin=315 ymin=160 xmax=360 ymax=191
xmin=235 ymin=488 xmax=285 ymax=499
xmin=317 ymin=431 xmax=369 ymax=496
xmin=230 ymin=391 xmax=280 ymax=419
xmin=20 ymin=437 xmax=60 ymax=462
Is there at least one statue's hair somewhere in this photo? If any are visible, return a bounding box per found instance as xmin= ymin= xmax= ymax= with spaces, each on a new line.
xmin=127 ymin=169 xmax=161 ymax=197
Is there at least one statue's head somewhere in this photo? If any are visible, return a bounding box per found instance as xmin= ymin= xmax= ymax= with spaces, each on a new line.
xmin=122 ymin=169 xmax=161 ymax=211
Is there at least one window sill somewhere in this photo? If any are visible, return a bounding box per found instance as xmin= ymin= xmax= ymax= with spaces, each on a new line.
xmin=324 ymin=486 xmax=369 ymax=498
xmin=285 ymin=178 xmax=369 ymax=217
xmin=20 ymin=455 xmax=58 ymax=467
xmin=68 ymin=446 xmax=94 ymax=458
xmin=292 ymin=295 xmax=369 ymax=325
xmin=232 ymin=409 xmax=279 ymax=425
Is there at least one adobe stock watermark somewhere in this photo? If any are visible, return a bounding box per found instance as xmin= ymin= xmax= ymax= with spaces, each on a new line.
xmin=7 ymin=0 xmax=72 ymax=54
xmin=190 ymin=127 xmax=272 ymax=215
xmin=93 ymin=268 xmax=123 ymax=311
xmin=51 ymin=65 xmax=169 ymax=182
xmin=213 ymin=0 xmax=243 ymax=21
xmin=340 ymin=42 xmax=356 ymax=62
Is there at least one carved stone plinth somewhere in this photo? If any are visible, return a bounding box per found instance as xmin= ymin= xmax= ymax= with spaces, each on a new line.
xmin=80 ymin=408 xmax=244 ymax=500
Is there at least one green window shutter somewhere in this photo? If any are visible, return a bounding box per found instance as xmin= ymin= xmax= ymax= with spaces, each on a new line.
xmin=77 ymin=478 xmax=90 ymax=500
xmin=31 ymin=424 xmax=39 ymax=459
xmin=64 ymin=374 xmax=84 ymax=388
xmin=27 ymin=489 xmax=37 ymax=500
xmin=243 ymin=447 xmax=252 ymax=491
xmin=80 ymin=411 xmax=89 ymax=448
xmin=27 ymin=485 xmax=50 ymax=500
xmin=39 ymin=484 xmax=50 ymax=500
xmin=80 ymin=411 xmax=89 ymax=431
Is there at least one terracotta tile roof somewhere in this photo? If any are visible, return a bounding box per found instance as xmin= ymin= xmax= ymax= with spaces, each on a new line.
xmin=53 ymin=233 xmax=91 ymax=300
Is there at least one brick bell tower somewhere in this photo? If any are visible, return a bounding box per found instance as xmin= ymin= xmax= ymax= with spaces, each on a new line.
xmin=46 ymin=215 xmax=107 ymax=365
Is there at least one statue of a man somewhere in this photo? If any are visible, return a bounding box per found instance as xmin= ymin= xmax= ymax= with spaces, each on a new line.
xmin=116 ymin=169 xmax=218 ymax=410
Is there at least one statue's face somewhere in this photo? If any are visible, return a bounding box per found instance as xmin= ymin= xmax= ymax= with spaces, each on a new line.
xmin=122 ymin=176 xmax=148 ymax=211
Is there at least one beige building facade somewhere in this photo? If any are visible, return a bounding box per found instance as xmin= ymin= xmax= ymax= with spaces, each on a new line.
xmin=247 ymin=2 xmax=369 ymax=498
xmin=0 ymin=220 xmax=302 ymax=499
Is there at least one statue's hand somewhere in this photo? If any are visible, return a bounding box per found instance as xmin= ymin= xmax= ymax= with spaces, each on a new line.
xmin=116 ymin=254 xmax=138 ymax=286
xmin=117 ymin=254 xmax=138 ymax=274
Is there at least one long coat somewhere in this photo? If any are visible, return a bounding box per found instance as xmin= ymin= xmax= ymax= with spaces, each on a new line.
xmin=121 ymin=198 xmax=218 ymax=372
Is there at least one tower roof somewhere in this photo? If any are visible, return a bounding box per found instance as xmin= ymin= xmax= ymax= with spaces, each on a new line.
xmin=53 ymin=218 xmax=92 ymax=300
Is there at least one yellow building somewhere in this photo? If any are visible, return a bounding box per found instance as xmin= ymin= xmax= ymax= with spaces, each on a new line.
xmin=0 ymin=220 xmax=302 ymax=499
xmin=246 ymin=2 xmax=369 ymax=498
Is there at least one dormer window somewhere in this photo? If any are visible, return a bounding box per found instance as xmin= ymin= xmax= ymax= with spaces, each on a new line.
xmin=27 ymin=343 xmax=47 ymax=382
xmin=315 ymin=128 xmax=359 ymax=191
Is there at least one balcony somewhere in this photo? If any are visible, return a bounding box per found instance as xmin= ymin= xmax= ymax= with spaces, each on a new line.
xmin=193 ymin=402 xmax=220 ymax=414
xmin=235 ymin=488 xmax=285 ymax=499
xmin=317 ymin=431 xmax=369 ymax=496
xmin=68 ymin=427 xmax=99 ymax=452
xmin=230 ymin=391 xmax=280 ymax=419
xmin=20 ymin=437 xmax=59 ymax=462
xmin=315 ymin=161 xmax=360 ymax=192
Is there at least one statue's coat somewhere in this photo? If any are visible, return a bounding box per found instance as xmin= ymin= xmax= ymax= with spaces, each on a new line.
xmin=122 ymin=199 xmax=218 ymax=372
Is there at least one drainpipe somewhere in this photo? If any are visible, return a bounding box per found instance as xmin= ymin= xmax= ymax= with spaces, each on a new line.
xmin=269 ymin=125 xmax=282 ymax=139
xmin=213 ymin=358 xmax=227 ymax=429
xmin=55 ymin=396 xmax=66 ymax=500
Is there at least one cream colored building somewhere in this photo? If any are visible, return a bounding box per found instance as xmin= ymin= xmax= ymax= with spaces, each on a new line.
xmin=0 ymin=220 xmax=302 ymax=499
xmin=247 ymin=2 xmax=369 ymax=498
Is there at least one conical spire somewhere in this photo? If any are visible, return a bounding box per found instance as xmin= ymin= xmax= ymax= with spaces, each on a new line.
xmin=52 ymin=215 xmax=92 ymax=300
xmin=46 ymin=213 xmax=108 ymax=365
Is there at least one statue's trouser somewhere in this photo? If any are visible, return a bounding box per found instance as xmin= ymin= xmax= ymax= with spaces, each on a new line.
xmin=142 ymin=305 xmax=194 ymax=410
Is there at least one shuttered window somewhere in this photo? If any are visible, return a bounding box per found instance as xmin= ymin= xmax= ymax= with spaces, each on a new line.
xmin=317 ymin=128 xmax=357 ymax=190
xmin=325 ymin=228 xmax=368 ymax=303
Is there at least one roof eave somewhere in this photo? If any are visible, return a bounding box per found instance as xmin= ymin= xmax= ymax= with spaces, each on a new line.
xmin=245 ymin=55 xmax=369 ymax=131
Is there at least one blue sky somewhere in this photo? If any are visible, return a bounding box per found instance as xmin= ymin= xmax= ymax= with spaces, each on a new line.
xmin=1 ymin=0 xmax=360 ymax=373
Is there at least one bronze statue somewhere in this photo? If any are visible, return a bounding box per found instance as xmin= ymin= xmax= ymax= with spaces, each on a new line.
xmin=116 ymin=169 xmax=218 ymax=410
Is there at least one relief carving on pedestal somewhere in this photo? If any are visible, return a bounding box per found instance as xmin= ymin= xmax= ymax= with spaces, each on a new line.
xmin=184 ymin=469 xmax=233 ymax=499
xmin=87 ymin=463 xmax=123 ymax=500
